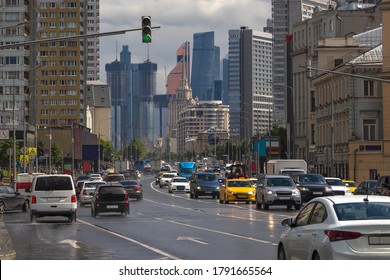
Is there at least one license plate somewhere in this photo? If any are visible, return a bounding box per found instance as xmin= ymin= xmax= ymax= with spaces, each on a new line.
xmin=279 ymin=197 xmax=290 ymax=200
xmin=313 ymin=192 xmax=322 ymax=195
xmin=369 ymin=235 xmax=390 ymax=245
xmin=48 ymin=198 xmax=60 ymax=202
xmin=204 ymin=191 xmax=212 ymax=194
xmin=237 ymin=195 xmax=247 ymax=198
xmin=106 ymin=205 xmax=118 ymax=209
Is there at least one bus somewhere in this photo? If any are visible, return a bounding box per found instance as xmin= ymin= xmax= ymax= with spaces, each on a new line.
xmin=134 ymin=159 xmax=151 ymax=171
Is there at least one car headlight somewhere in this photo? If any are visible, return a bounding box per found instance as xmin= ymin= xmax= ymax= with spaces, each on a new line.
xmin=248 ymin=191 xmax=254 ymax=195
xmin=215 ymin=186 xmax=220 ymax=191
xmin=292 ymin=188 xmax=300 ymax=195
xmin=299 ymin=187 xmax=309 ymax=191
xmin=196 ymin=186 xmax=201 ymax=190
xmin=267 ymin=190 xmax=273 ymax=195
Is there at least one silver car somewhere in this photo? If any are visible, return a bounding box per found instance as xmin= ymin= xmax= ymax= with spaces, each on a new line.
xmin=278 ymin=195 xmax=390 ymax=260
xmin=79 ymin=181 xmax=107 ymax=206
xmin=256 ymin=174 xmax=301 ymax=210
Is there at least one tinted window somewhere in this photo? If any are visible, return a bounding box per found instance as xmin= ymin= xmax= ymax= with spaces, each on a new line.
xmin=197 ymin=174 xmax=217 ymax=181
xmin=294 ymin=202 xmax=316 ymax=227
xmin=106 ymin=175 xmax=125 ymax=182
xmin=99 ymin=187 xmax=125 ymax=194
xmin=335 ymin=202 xmax=390 ymax=221
xmin=35 ymin=177 xmax=73 ymax=191
xmin=309 ymin=203 xmax=327 ymax=224
xmin=267 ymin=178 xmax=294 ymax=187
xmin=228 ymin=180 xmax=251 ymax=187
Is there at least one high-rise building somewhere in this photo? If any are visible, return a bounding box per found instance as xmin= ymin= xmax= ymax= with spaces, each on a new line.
xmin=191 ymin=31 xmax=220 ymax=100
xmin=166 ymin=41 xmax=190 ymax=95
xmin=105 ymin=60 xmax=126 ymax=150
xmin=85 ymin=0 xmax=100 ymax=81
xmin=132 ymin=60 xmax=158 ymax=149
xmin=227 ymin=27 xmax=273 ymax=143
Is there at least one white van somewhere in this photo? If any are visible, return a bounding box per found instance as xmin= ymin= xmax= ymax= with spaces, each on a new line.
xmin=26 ymin=174 xmax=77 ymax=223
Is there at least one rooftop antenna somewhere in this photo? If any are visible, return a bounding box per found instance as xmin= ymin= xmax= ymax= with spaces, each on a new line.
xmin=115 ymin=41 xmax=118 ymax=61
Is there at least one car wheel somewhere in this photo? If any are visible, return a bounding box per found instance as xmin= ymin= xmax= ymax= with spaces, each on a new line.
xmin=0 ymin=202 xmax=5 ymax=214
xmin=295 ymin=204 xmax=301 ymax=210
xmin=263 ymin=203 xmax=269 ymax=210
xmin=194 ymin=193 xmax=198 ymax=199
xmin=30 ymin=212 xmax=36 ymax=223
xmin=22 ymin=200 xmax=29 ymax=212
xmin=168 ymin=190 xmax=173 ymax=193
xmin=277 ymin=245 xmax=287 ymax=260
xmin=69 ymin=213 xmax=77 ymax=223
xmin=312 ymin=251 xmax=320 ymax=260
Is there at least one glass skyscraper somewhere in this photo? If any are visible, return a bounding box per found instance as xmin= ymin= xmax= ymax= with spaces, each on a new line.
xmin=191 ymin=31 xmax=220 ymax=101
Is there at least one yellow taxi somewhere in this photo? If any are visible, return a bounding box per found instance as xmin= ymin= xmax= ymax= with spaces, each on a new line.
xmin=219 ymin=178 xmax=256 ymax=204
xmin=342 ymin=179 xmax=357 ymax=193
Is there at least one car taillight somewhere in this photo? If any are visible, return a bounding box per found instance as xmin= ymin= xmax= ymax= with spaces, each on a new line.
xmin=124 ymin=192 xmax=129 ymax=200
xmin=82 ymin=189 xmax=87 ymax=195
xmin=71 ymin=195 xmax=77 ymax=203
xmin=31 ymin=196 xmax=36 ymax=204
xmin=134 ymin=187 xmax=141 ymax=191
xmin=324 ymin=230 xmax=362 ymax=242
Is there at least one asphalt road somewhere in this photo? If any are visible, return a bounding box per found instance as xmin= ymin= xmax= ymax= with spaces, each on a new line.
xmin=3 ymin=174 xmax=299 ymax=260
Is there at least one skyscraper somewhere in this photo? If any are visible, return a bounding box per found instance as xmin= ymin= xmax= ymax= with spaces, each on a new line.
xmin=228 ymin=27 xmax=273 ymax=142
xmin=166 ymin=41 xmax=190 ymax=95
xmin=191 ymin=31 xmax=220 ymax=100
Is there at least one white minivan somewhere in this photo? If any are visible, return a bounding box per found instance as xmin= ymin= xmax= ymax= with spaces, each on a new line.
xmin=26 ymin=174 xmax=77 ymax=223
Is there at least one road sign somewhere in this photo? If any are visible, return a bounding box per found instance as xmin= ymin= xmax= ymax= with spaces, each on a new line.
xmin=20 ymin=146 xmax=28 ymax=154
xmin=28 ymin=147 xmax=37 ymax=157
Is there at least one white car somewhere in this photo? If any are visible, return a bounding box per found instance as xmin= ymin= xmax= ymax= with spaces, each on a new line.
xmin=167 ymin=177 xmax=190 ymax=193
xmin=89 ymin=174 xmax=103 ymax=181
xmin=277 ymin=195 xmax=390 ymax=260
xmin=79 ymin=181 xmax=107 ymax=206
xmin=158 ymin=172 xmax=177 ymax=187
xmin=325 ymin=177 xmax=352 ymax=195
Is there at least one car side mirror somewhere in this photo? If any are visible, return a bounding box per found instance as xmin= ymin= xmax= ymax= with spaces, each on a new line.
xmin=281 ymin=218 xmax=293 ymax=227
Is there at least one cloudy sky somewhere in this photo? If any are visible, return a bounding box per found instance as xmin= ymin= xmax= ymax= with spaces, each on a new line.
xmin=99 ymin=0 xmax=272 ymax=93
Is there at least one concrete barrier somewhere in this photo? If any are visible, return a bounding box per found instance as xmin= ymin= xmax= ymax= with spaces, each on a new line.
xmin=0 ymin=217 xmax=16 ymax=260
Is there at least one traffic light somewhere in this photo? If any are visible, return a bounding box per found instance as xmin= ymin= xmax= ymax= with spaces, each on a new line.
xmin=142 ymin=16 xmax=152 ymax=43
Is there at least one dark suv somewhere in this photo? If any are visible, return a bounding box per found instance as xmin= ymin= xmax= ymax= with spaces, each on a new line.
xmin=189 ymin=172 xmax=220 ymax=199
xmin=374 ymin=175 xmax=390 ymax=196
xmin=291 ymin=174 xmax=334 ymax=203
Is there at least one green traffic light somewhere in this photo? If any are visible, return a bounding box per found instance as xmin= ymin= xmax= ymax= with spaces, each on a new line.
xmin=143 ymin=34 xmax=152 ymax=43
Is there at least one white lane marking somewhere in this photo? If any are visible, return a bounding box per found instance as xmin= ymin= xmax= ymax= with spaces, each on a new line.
xmin=59 ymin=239 xmax=80 ymax=249
xmin=169 ymin=220 xmax=278 ymax=246
xmin=77 ymin=219 xmax=181 ymax=260
xmin=177 ymin=236 xmax=209 ymax=245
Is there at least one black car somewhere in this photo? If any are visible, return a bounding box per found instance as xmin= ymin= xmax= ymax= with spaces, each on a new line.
xmin=0 ymin=186 xmax=30 ymax=213
xmin=90 ymin=184 xmax=130 ymax=217
xmin=354 ymin=179 xmax=377 ymax=195
xmin=374 ymin=175 xmax=390 ymax=196
xmin=291 ymin=174 xmax=334 ymax=203
xmin=119 ymin=180 xmax=143 ymax=200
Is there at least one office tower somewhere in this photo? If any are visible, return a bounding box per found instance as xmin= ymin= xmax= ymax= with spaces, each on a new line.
xmin=132 ymin=60 xmax=158 ymax=149
xmin=166 ymin=41 xmax=190 ymax=95
xmin=191 ymin=31 xmax=220 ymax=100
xmin=227 ymin=27 xmax=273 ymax=143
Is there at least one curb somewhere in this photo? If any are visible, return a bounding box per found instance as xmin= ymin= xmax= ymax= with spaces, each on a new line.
xmin=0 ymin=219 xmax=16 ymax=260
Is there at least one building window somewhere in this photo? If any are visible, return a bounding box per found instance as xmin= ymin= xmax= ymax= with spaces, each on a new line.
xmin=364 ymin=80 xmax=375 ymax=97
xmin=363 ymin=119 xmax=376 ymax=140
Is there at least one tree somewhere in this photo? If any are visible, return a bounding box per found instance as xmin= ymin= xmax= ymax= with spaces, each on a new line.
xmin=100 ymin=139 xmax=118 ymax=162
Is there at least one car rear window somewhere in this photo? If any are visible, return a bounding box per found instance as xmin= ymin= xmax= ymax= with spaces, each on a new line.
xmin=100 ymin=186 xmax=125 ymax=194
xmin=335 ymin=202 xmax=390 ymax=221
xmin=107 ymin=175 xmax=125 ymax=182
xmin=35 ymin=177 xmax=73 ymax=191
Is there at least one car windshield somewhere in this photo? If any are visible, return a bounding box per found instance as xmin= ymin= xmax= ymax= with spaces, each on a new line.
xmin=84 ymin=182 xmax=106 ymax=188
xmin=173 ymin=178 xmax=187 ymax=182
xmin=228 ymin=180 xmax=251 ymax=187
xmin=163 ymin=174 xmax=176 ymax=178
xmin=325 ymin=179 xmax=345 ymax=186
xmin=335 ymin=202 xmax=390 ymax=221
xmin=267 ymin=178 xmax=294 ymax=187
xmin=299 ymin=175 xmax=325 ymax=184
xmin=197 ymin=174 xmax=217 ymax=181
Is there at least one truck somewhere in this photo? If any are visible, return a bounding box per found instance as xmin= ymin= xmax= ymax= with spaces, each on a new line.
xmin=266 ymin=159 xmax=307 ymax=177
xmin=151 ymin=159 xmax=165 ymax=172
xmin=178 ymin=162 xmax=197 ymax=179
xmin=114 ymin=160 xmax=129 ymax=173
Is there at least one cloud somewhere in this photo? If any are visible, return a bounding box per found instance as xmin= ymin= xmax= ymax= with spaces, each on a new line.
xmin=99 ymin=0 xmax=271 ymax=93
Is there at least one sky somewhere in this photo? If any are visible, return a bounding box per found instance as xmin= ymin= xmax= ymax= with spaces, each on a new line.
xmin=99 ymin=0 xmax=272 ymax=94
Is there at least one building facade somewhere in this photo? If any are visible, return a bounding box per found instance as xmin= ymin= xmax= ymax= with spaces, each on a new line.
xmin=227 ymin=27 xmax=273 ymax=143
xmin=166 ymin=41 xmax=190 ymax=95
